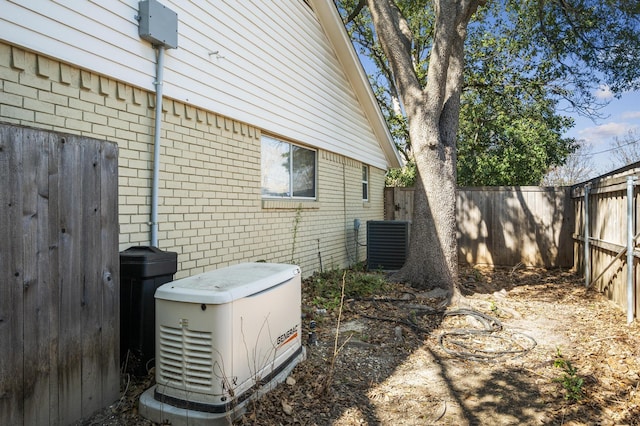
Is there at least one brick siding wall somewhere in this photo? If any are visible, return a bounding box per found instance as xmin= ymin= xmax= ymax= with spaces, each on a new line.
xmin=0 ymin=43 xmax=386 ymax=278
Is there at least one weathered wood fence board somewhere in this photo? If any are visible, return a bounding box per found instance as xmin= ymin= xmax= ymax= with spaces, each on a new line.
xmin=385 ymin=186 xmax=574 ymax=268
xmin=0 ymin=124 xmax=119 ymax=425
xmin=100 ymin=136 xmax=120 ymax=411
xmin=0 ymin=122 xmax=24 ymax=425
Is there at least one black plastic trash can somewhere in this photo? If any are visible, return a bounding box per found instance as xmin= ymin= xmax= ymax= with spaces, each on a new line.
xmin=120 ymin=246 xmax=177 ymax=375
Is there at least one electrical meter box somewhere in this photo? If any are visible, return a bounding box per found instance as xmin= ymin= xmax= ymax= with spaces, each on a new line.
xmin=139 ymin=262 xmax=305 ymax=425
xmin=138 ymin=0 xmax=178 ymax=49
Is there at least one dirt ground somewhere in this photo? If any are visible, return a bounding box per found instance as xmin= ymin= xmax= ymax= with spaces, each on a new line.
xmin=84 ymin=266 xmax=640 ymax=425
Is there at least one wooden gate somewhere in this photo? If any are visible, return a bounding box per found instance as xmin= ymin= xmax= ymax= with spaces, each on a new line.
xmin=384 ymin=187 xmax=414 ymax=221
xmin=0 ymin=124 xmax=119 ymax=425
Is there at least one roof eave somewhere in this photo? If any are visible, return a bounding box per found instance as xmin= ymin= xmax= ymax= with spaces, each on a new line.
xmin=310 ymin=0 xmax=402 ymax=169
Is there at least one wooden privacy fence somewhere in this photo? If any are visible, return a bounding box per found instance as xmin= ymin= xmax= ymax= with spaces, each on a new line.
xmin=572 ymin=164 xmax=640 ymax=322
xmin=384 ymin=186 xmax=574 ymax=268
xmin=0 ymin=124 xmax=119 ymax=425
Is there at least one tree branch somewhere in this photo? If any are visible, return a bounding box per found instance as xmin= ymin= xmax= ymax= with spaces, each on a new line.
xmin=366 ymin=0 xmax=420 ymax=105
xmin=343 ymin=0 xmax=367 ymax=24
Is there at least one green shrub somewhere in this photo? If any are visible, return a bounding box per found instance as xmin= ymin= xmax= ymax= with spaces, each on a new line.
xmin=553 ymin=348 xmax=584 ymax=402
xmin=305 ymin=266 xmax=389 ymax=311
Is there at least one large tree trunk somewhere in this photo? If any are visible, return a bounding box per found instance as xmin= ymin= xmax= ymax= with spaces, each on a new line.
xmin=399 ymin=121 xmax=457 ymax=291
xmin=366 ymin=0 xmax=481 ymax=295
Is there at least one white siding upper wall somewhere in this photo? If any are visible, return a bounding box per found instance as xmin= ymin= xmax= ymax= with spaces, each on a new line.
xmin=0 ymin=0 xmax=392 ymax=169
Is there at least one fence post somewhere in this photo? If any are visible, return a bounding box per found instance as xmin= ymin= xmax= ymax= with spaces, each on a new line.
xmin=584 ymin=183 xmax=591 ymax=288
xmin=627 ymin=176 xmax=637 ymax=324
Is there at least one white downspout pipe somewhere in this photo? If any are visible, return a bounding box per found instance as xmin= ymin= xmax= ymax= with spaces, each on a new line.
xmin=627 ymin=176 xmax=636 ymax=324
xmin=150 ymin=45 xmax=165 ymax=247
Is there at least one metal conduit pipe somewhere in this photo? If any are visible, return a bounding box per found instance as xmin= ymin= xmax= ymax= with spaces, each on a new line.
xmin=150 ymin=45 xmax=165 ymax=247
xmin=627 ymin=176 xmax=636 ymax=324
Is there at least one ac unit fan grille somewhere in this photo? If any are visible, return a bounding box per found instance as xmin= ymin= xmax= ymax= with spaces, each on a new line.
xmin=367 ymin=220 xmax=409 ymax=270
xmin=159 ymin=325 xmax=213 ymax=390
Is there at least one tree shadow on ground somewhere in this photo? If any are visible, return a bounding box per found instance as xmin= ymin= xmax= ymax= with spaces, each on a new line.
xmin=428 ymin=346 xmax=549 ymax=425
xmin=239 ymin=272 xmax=574 ymax=425
xmin=459 ymin=263 xmax=579 ymax=297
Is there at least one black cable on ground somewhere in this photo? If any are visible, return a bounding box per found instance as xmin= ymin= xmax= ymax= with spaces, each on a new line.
xmin=346 ymin=297 xmax=537 ymax=362
xmin=347 ymin=294 xmax=443 ymax=335
xmin=439 ymin=309 xmax=537 ymax=362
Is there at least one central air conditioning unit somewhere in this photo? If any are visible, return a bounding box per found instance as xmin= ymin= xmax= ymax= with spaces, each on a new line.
xmin=367 ymin=220 xmax=410 ymax=271
xmin=139 ymin=262 xmax=305 ymax=425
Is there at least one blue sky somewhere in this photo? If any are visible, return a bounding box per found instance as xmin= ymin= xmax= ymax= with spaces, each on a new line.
xmin=565 ymin=87 xmax=640 ymax=175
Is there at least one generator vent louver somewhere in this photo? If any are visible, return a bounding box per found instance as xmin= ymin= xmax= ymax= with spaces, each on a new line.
xmin=366 ymin=220 xmax=410 ymax=271
xmin=159 ymin=325 xmax=213 ymax=391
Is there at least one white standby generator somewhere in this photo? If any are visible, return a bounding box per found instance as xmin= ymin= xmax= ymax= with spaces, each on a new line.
xmin=139 ymin=262 xmax=305 ymax=425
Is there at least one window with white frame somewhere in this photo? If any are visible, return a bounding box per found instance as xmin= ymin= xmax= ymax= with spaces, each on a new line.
xmin=362 ymin=164 xmax=369 ymax=201
xmin=261 ymin=135 xmax=316 ymax=199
